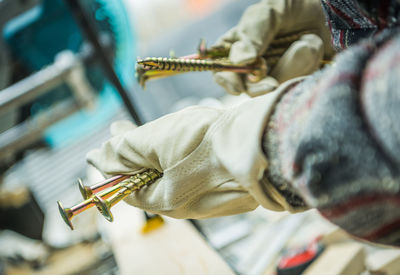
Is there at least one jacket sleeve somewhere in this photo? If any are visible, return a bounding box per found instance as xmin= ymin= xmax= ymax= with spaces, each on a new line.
xmin=261 ymin=29 xmax=400 ymax=246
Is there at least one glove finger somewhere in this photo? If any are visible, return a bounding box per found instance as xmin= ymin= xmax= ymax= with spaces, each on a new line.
xmin=86 ymin=134 xmax=150 ymax=176
xmin=270 ymin=34 xmax=324 ymax=83
xmin=229 ymin=39 xmax=259 ymax=65
xmin=214 ymin=26 xmax=238 ymax=47
xmin=213 ymin=71 xmax=246 ymax=95
xmin=86 ymin=147 xmax=129 ymax=176
xmin=86 ymin=148 xmax=112 ymax=177
xmin=124 ymin=177 xmax=258 ymax=219
xmin=187 ymin=179 xmax=259 ymax=218
xmin=245 ymin=76 xmax=279 ymax=97
xmin=229 ymin=2 xmax=281 ymax=65
xmin=110 ymin=120 xmax=137 ymax=136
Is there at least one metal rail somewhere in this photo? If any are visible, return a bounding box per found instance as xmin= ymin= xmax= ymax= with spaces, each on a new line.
xmin=63 ymin=0 xmax=143 ymax=125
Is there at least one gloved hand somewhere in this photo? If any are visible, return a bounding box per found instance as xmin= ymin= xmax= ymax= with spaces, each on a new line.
xmin=87 ymin=79 xmax=302 ymax=219
xmin=214 ymin=0 xmax=334 ymax=97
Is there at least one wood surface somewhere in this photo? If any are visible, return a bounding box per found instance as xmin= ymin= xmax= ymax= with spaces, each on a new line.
xmin=304 ymin=242 xmax=365 ymax=275
xmin=366 ymin=249 xmax=400 ymax=275
xmin=102 ymin=202 xmax=234 ymax=275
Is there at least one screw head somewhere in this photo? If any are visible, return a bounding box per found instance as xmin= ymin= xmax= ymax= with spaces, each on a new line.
xmin=78 ymin=178 xmax=92 ymax=200
xmin=57 ymin=201 xmax=74 ymax=230
xmin=93 ymin=195 xmax=114 ymax=222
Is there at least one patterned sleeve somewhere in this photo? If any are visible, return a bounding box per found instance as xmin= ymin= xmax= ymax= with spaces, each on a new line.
xmin=320 ymin=0 xmax=400 ymax=51
xmin=262 ymin=29 xmax=400 ymax=246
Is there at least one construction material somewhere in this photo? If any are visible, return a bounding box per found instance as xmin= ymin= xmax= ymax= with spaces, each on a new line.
xmin=101 ymin=202 xmax=234 ymax=275
xmin=366 ymin=249 xmax=400 ymax=275
xmin=303 ymin=242 xmax=365 ymax=275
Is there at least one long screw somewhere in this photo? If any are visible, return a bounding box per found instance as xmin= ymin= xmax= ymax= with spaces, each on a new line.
xmin=94 ymin=170 xmax=161 ymax=222
xmin=136 ymin=57 xmax=267 ymax=87
xmin=137 ymin=57 xmax=259 ymax=73
xmin=57 ymin=169 xmax=162 ymax=230
xmin=78 ymin=175 xmax=130 ymax=200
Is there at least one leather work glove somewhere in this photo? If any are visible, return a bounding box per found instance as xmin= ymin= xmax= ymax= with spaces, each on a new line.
xmin=87 ymin=80 xmax=302 ymax=219
xmin=214 ymin=0 xmax=334 ymax=97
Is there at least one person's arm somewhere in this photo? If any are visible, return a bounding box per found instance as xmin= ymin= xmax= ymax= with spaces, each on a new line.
xmin=262 ymin=29 xmax=400 ymax=246
xmin=86 ymin=83 xmax=300 ymax=219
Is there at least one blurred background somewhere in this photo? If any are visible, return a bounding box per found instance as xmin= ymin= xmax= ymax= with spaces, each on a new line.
xmin=0 ymin=0 xmax=396 ymax=274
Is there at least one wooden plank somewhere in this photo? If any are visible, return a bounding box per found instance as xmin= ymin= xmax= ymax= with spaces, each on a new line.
xmin=320 ymin=227 xmax=352 ymax=246
xmin=101 ymin=202 xmax=234 ymax=275
xmin=304 ymin=242 xmax=365 ymax=275
xmin=366 ymin=249 xmax=400 ymax=275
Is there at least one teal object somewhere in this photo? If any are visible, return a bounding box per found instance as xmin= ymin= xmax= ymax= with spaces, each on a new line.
xmin=5 ymin=0 xmax=84 ymax=70
xmin=4 ymin=0 xmax=137 ymax=148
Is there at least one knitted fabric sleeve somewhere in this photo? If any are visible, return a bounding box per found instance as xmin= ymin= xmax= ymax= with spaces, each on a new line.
xmin=262 ymin=29 xmax=400 ymax=246
xmin=320 ymin=0 xmax=400 ymax=51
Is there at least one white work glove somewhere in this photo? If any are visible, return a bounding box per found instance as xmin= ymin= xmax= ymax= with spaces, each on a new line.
xmin=87 ymin=80 xmax=301 ymax=219
xmin=214 ymin=0 xmax=334 ymax=97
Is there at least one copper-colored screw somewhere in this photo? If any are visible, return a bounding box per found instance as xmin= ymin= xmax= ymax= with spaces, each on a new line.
xmin=94 ymin=170 xmax=162 ymax=222
xmin=78 ymin=175 xmax=130 ymax=200
xmin=57 ymin=169 xmax=162 ymax=230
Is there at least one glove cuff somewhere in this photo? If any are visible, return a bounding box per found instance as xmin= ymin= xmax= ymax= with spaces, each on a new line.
xmin=212 ymin=78 xmax=305 ymax=211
